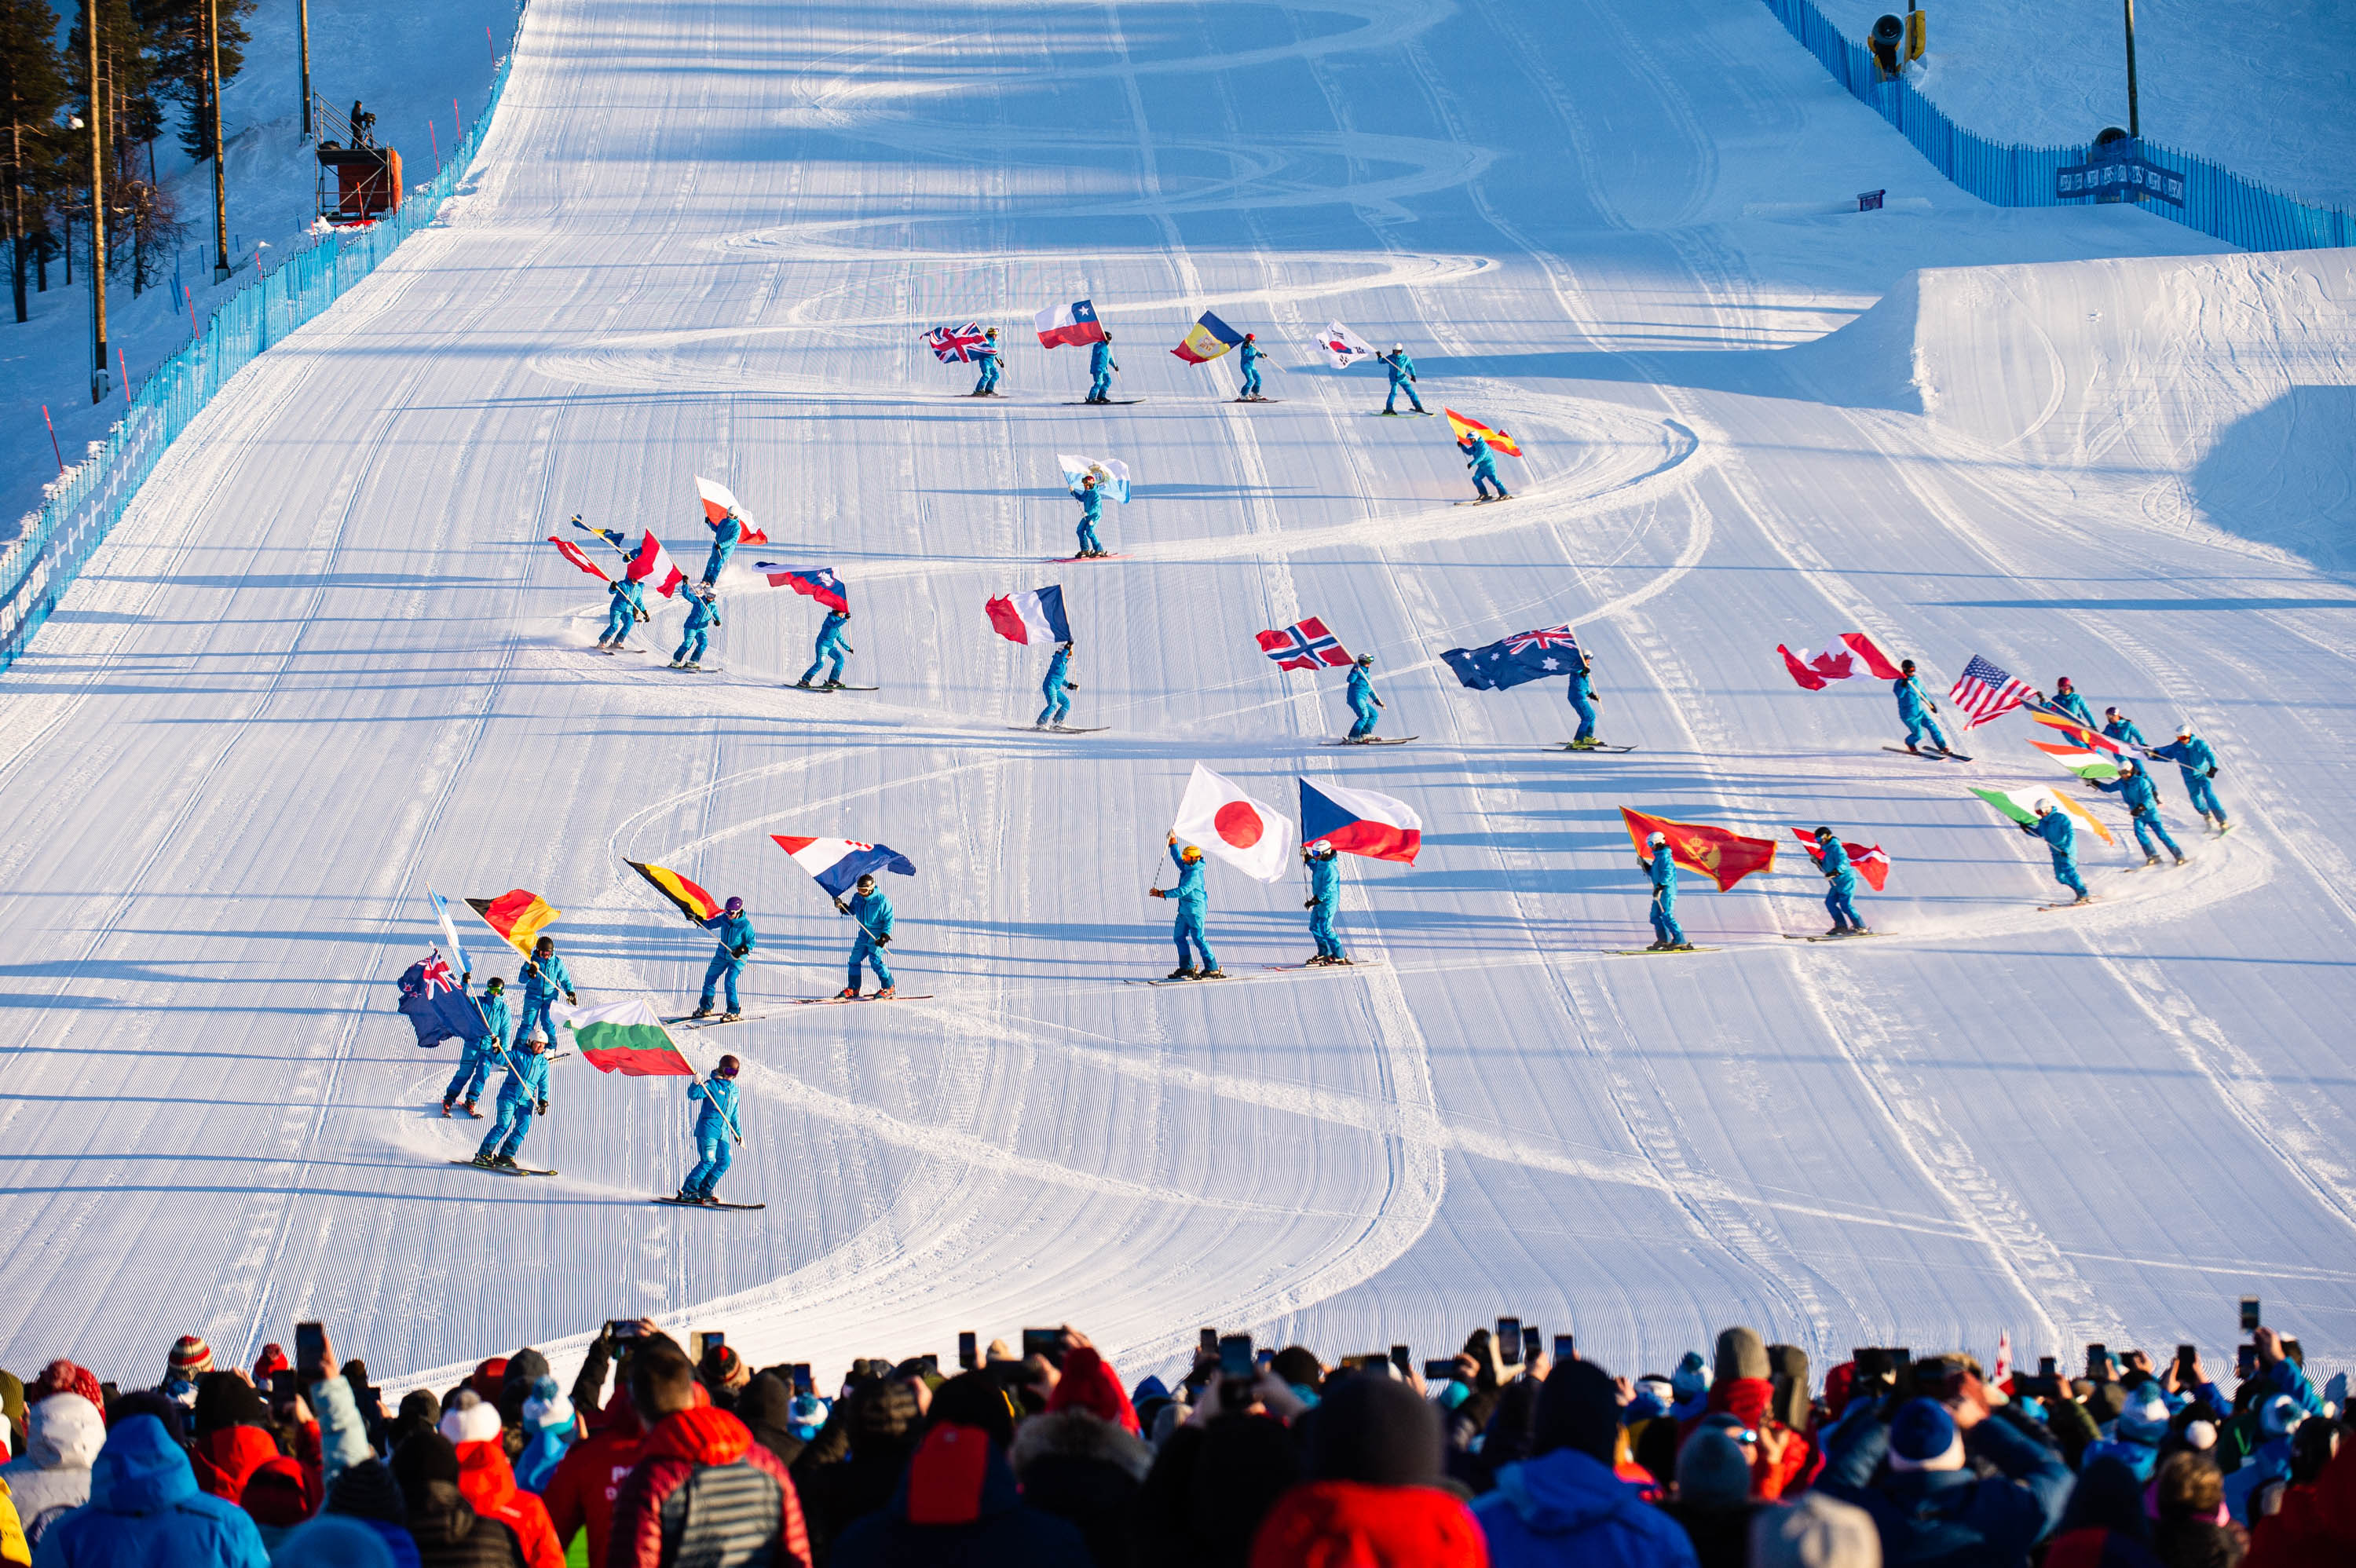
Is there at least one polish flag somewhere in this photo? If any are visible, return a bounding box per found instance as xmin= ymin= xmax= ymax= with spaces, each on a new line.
xmin=1299 ymin=778 xmax=1422 ymax=864
xmin=1034 ymin=298 xmax=1107 ymax=349
xmin=1172 ymin=763 xmax=1292 ymax=883
xmin=985 ymin=583 xmax=1071 ymax=645
xmin=625 ymin=531 xmax=687 ymax=598
xmin=694 ymin=476 xmax=769 ymax=544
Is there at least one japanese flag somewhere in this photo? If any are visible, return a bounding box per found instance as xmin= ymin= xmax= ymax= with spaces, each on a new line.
xmin=1171 ymin=763 xmax=1292 ymax=883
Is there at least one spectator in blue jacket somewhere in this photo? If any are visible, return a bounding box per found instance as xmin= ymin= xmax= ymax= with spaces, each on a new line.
xmin=2080 ymin=1383 xmax=2170 ymax=1482
xmin=32 ymin=1412 xmax=270 ymax=1568
xmin=1472 ymin=1359 xmax=1701 ymax=1568
xmin=2151 ymin=722 xmax=2230 ymax=832
xmin=1816 ymin=1393 xmax=2071 ymax=1568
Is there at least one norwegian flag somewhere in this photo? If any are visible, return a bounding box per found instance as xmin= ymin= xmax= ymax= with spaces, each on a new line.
xmin=1256 ymin=616 xmax=1353 ymax=672
xmin=1505 ymin=624 xmax=1580 ymax=656
xmin=1948 ymin=653 xmax=2036 ymax=729
xmin=925 ymin=322 xmax=988 ymax=364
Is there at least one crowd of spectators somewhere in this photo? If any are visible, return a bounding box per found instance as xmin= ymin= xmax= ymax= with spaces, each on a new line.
xmin=0 ymin=1311 xmax=2346 ymax=1566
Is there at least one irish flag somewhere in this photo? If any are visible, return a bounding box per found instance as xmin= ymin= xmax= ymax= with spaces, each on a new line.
xmin=566 ymin=999 xmax=695 ymax=1076
xmin=1970 ymin=784 xmax=2115 ymax=846
xmin=467 ymin=889 xmax=561 ymax=956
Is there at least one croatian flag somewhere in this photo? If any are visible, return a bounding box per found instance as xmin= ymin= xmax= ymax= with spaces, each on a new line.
xmin=1035 ymin=298 xmax=1106 ymax=349
xmin=985 ymin=583 xmax=1071 ymax=645
xmin=695 ymin=477 xmax=770 ymax=545
xmin=625 ymin=531 xmax=687 ymax=598
xmin=1299 ymin=779 xmax=1422 ymax=864
xmin=754 ymin=563 xmax=849 ymax=612
xmin=926 ymin=322 xmax=987 ymax=363
xmin=1256 ymin=616 xmax=1352 ymax=671
xmin=770 ymin=835 xmax=917 ymax=899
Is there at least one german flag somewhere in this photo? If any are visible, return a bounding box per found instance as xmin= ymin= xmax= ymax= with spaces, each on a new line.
xmin=466 ymin=889 xmax=561 ymax=956
xmin=627 ymin=859 xmax=722 ymax=925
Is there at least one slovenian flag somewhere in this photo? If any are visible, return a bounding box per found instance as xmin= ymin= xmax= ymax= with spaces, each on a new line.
xmin=1034 ymin=298 xmax=1106 ymax=349
xmin=1056 ymin=455 xmax=1131 ymax=504
xmin=694 ymin=477 xmax=769 ymax=545
xmin=1299 ymin=779 xmax=1422 ymax=864
xmin=770 ymin=835 xmax=917 ymax=899
xmin=1171 ymin=311 xmax=1244 ymax=364
xmin=625 ymin=531 xmax=687 ymax=598
xmin=753 ymin=563 xmax=849 ymax=612
xmin=1970 ymin=784 xmax=2115 ymax=846
xmin=467 ymin=889 xmax=562 ymax=956
xmin=626 ymin=859 xmax=723 ymax=924
xmin=567 ymin=998 xmax=696 ymax=1076
xmin=986 ymin=583 xmax=1071 ymax=645
xmin=1445 ymin=408 xmax=1524 ymax=458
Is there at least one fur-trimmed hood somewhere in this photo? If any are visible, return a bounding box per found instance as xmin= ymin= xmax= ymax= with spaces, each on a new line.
xmin=1009 ymin=1410 xmax=1153 ymax=1483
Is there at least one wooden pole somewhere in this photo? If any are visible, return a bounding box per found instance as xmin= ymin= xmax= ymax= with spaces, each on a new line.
xmin=86 ymin=0 xmax=108 ymax=402
xmin=208 ymin=0 xmax=229 ymax=281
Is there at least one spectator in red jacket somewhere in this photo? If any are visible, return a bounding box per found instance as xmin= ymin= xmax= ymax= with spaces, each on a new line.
xmin=441 ymin=1393 xmax=563 ymax=1568
xmin=608 ymin=1338 xmax=810 ymax=1568
xmin=540 ymin=1392 xmax=643 ymax=1565
xmin=189 ymin=1378 xmax=284 ymax=1504
xmin=1251 ymin=1372 xmax=1487 ymax=1567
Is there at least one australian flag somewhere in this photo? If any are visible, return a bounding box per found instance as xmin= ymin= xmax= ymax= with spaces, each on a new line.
xmin=396 ymin=950 xmax=483 ymax=1048
xmin=1442 ymin=623 xmax=1583 ymax=690
xmin=925 ymin=322 xmax=988 ymax=364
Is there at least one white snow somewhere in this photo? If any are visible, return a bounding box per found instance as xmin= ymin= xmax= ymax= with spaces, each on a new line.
xmin=3 ymin=0 xmax=2354 ymax=1395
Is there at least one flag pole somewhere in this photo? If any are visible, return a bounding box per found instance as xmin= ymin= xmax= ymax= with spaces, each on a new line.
xmin=668 ymin=1029 xmax=745 ymax=1144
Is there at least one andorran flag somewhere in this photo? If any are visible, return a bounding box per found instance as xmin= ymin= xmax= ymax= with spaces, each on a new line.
xmin=1444 ymin=408 xmax=1524 ymax=458
xmin=626 ymin=859 xmax=722 ymax=925
xmin=566 ymin=998 xmax=696 ymax=1076
xmin=466 ymin=889 xmax=561 ymax=956
xmin=1619 ymin=808 xmax=1777 ymax=892
xmin=1171 ymin=311 xmax=1245 ymax=364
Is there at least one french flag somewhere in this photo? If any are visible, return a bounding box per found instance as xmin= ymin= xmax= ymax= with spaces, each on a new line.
xmin=770 ymin=835 xmax=916 ymax=899
xmin=625 ymin=531 xmax=687 ymax=598
xmin=985 ymin=583 xmax=1071 ymax=646
xmin=1299 ymin=778 xmax=1422 ymax=864
xmin=755 ymin=562 xmax=849 ymax=613
xmin=1034 ymin=298 xmax=1106 ymax=350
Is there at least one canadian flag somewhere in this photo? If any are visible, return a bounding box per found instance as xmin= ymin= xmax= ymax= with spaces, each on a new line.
xmin=1171 ymin=763 xmax=1292 ymax=883
xmin=625 ymin=532 xmax=687 ymax=598
xmin=694 ymin=476 xmax=769 ymax=545
xmin=1776 ymin=631 xmax=1902 ymax=690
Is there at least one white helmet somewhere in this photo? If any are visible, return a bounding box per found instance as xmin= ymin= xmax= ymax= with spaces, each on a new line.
xmin=2177 ymin=721 xmax=2194 ymax=736
xmin=1310 ymin=839 xmax=1333 ymax=855
xmin=1392 ymin=343 xmax=1403 ymax=353
xmin=2118 ymin=758 xmax=2137 ymax=773
xmin=1647 ymin=831 xmax=1667 ymax=846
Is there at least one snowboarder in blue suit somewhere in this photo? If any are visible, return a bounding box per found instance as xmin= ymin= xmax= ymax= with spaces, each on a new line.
xmin=442 ymin=975 xmax=510 ymax=1117
xmin=1461 ymin=430 xmax=1511 ymax=500
xmin=472 ymin=1033 xmax=550 ymax=1170
xmin=671 ymin=586 xmax=721 ymax=671
xmin=797 ymin=609 xmax=853 ymax=689
xmin=692 ymin=896 xmax=755 ymax=1021
xmin=675 ymin=1055 xmax=741 ymax=1204
xmin=1813 ymin=827 xmax=1868 ymax=936
xmin=1344 ymin=653 xmax=1383 ymax=740
xmin=1074 ymin=475 xmax=1109 ymax=558
xmin=2021 ymin=801 xmax=2091 ymax=904
xmin=972 ymin=328 xmax=1001 ymax=395
xmin=1036 ymin=641 xmax=1076 ymax=729
xmin=597 ymin=575 xmax=646 ymax=652
xmin=1153 ymin=834 xmax=1223 ymax=978
xmin=2102 ymin=707 xmax=2150 ymax=748
xmin=1086 ymin=334 xmax=1118 ymax=404
xmin=1378 ymin=345 xmax=1425 ymax=414
xmin=2094 ymin=758 xmax=2187 ymax=866
xmin=701 ymin=510 xmax=742 ymax=587
xmin=1893 ymin=659 xmax=1952 ymax=755
xmin=1304 ymin=840 xmax=1347 ymax=965
xmin=834 ymin=873 xmax=897 ymax=1000
xmin=515 ymin=936 xmax=576 ymax=1047
xmin=2151 ymin=722 xmax=2230 ymax=832
xmin=1566 ymin=648 xmax=1604 ymax=747
xmin=1637 ymin=831 xmax=1690 ymax=950
xmin=2046 ymin=676 xmax=2096 ymax=729
xmin=1238 ymin=333 xmax=1265 ymax=400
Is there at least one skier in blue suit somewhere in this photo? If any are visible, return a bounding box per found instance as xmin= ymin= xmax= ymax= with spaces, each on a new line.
xmin=2021 ymin=801 xmax=2091 ymax=904
xmin=1637 ymin=831 xmax=1690 ymax=950
xmin=671 ymin=586 xmax=721 ymax=671
xmin=1086 ymin=334 xmax=1118 ymax=404
xmin=972 ymin=328 xmax=1001 ymax=395
xmin=1461 ymin=431 xmax=1510 ymax=500
xmin=676 ymin=1055 xmax=741 ymax=1204
xmin=597 ymin=575 xmax=646 ymax=652
xmin=1567 ymin=649 xmax=1604 ymax=748
xmin=2151 ymin=722 xmax=2230 ymax=832
xmin=1153 ymin=835 xmax=1223 ymax=979
xmin=701 ymin=510 xmax=743 ymax=587
xmin=1238 ymin=333 xmax=1265 ymax=400
xmin=1893 ymin=659 xmax=1952 ymax=755
xmin=2046 ymin=676 xmax=2096 ymax=728
xmin=834 ymin=873 xmax=897 ymax=1000
xmin=514 ymin=937 xmax=576 ymax=1047
xmin=1036 ymin=641 xmax=1076 ymax=729
xmin=443 ymin=976 xmax=509 ymax=1117
xmin=1344 ymin=654 xmax=1384 ymax=741
xmin=1073 ymin=475 xmax=1109 ymax=558
xmin=472 ymin=1033 xmax=550 ymax=1170
xmin=1304 ymin=840 xmax=1347 ymax=965
xmin=797 ymin=609 xmax=854 ymax=689
xmin=692 ymin=897 xmax=755 ymax=1021
xmin=1813 ymin=827 xmax=1868 ymax=936
xmin=2094 ymin=758 xmax=2187 ymax=866
xmin=2102 ymin=707 xmax=2151 ymax=748
xmin=1378 ymin=345 xmax=1425 ymax=414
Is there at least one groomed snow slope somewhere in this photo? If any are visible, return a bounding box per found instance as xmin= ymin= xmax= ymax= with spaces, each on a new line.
xmin=3 ymin=0 xmax=2354 ymax=1388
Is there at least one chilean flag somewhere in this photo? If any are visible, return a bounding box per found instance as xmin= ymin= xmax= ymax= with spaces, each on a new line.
xmin=985 ymin=583 xmax=1071 ymax=645
xmin=1299 ymin=779 xmax=1422 ymax=864
xmin=1034 ymin=298 xmax=1107 ymax=349
xmin=694 ymin=476 xmax=770 ymax=545
xmin=770 ymin=835 xmax=917 ymax=899
xmin=625 ymin=531 xmax=687 ymax=598
xmin=755 ymin=562 xmax=849 ymax=612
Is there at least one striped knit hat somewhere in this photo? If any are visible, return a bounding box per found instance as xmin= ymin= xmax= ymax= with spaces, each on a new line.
xmin=168 ymin=1336 xmax=215 ymax=1377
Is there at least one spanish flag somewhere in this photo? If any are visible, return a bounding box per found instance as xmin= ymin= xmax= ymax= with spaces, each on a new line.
xmin=466 ymin=889 xmax=561 ymax=956
xmin=627 ymin=859 xmax=723 ymax=925
xmin=1619 ymin=808 xmax=1778 ymax=892
xmin=1445 ymin=408 xmax=1524 ymax=458
xmin=1170 ymin=311 xmax=1244 ymax=365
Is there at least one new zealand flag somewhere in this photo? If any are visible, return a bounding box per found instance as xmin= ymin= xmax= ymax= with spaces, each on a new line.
xmin=397 ymin=951 xmax=484 ymax=1048
xmin=1441 ymin=623 xmax=1583 ymax=690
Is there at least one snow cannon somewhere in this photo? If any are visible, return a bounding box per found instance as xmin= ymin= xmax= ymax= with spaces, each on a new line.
xmin=1869 ymin=14 xmax=1904 ymax=77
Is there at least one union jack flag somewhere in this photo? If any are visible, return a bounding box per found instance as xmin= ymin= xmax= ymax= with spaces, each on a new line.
xmin=420 ymin=952 xmax=459 ymax=995
xmin=1506 ymin=624 xmax=1580 ymax=656
xmin=1948 ymin=654 xmax=2036 ymax=729
xmin=1255 ymin=616 xmax=1354 ymax=672
xmin=924 ymin=322 xmax=989 ymax=364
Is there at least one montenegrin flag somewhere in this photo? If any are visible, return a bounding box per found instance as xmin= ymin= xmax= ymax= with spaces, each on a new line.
xmin=1171 ymin=310 xmax=1244 ymax=364
xmin=1970 ymin=784 xmax=2114 ymax=846
xmin=694 ymin=476 xmax=769 ymax=545
xmin=567 ymin=998 xmax=696 ymax=1076
xmin=467 ymin=888 xmax=562 ymax=955
xmin=1444 ymin=408 xmax=1523 ymax=458
xmin=1618 ymin=808 xmax=1777 ymax=892
xmin=626 ymin=859 xmax=723 ymax=924
xmin=625 ymin=530 xmax=688 ymax=598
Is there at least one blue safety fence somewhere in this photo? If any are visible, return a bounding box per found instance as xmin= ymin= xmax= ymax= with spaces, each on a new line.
xmin=0 ymin=11 xmax=526 ymax=676
xmin=1758 ymin=0 xmax=2356 ymax=252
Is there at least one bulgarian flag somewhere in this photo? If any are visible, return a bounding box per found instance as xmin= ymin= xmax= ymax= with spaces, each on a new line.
xmin=1444 ymin=408 xmax=1523 ymax=457
xmin=626 ymin=859 xmax=722 ymax=924
xmin=467 ymin=889 xmax=561 ymax=956
xmin=566 ymin=998 xmax=695 ymax=1076
xmin=1970 ymin=784 xmax=2115 ymax=846
xmin=2029 ymin=738 xmax=2123 ymax=781
xmin=1619 ymin=808 xmax=1777 ymax=891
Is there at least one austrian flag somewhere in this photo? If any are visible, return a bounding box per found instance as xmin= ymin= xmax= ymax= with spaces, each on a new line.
xmin=547 ymin=535 xmax=612 ymax=583
xmin=625 ymin=532 xmax=687 ymax=599
xmin=1257 ymin=616 xmax=1353 ymax=672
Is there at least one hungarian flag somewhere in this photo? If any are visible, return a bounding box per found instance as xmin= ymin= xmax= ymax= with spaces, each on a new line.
xmin=567 ymin=998 xmax=696 ymax=1076
xmin=1171 ymin=311 xmax=1244 ymax=364
xmin=1034 ymin=298 xmax=1105 ymax=349
xmin=1317 ymin=320 xmax=1376 ymax=370
xmin=548 ymin=536 xmax=612 ymax=583
xmin=1257 ymin=616 xmax=1352 ymax=672
xmin=2029 ymin=738 xmax=2123 ymax=781
xmin=1776 ymin=631 xmax=1901 ymax=690
xmin=1444 ymin=409 xmax=1523 ymax=458
xmin=467 ymin=889 xmax=561 ymax=956
xmin=1969 ymin=784 xmax=2115 ymax=846
xmin=771 ymin=835 xmax=916 ymax=899
xmin=753 ymin=563 xmax=849 ymax=612
xmin=694 ymin=477 xmax=769 ymax=545
xmin=1619 ymin=808 xmax=1777 ymax=891
xmin=627 ymin=859 xmax=723 ymax=924
xmin=625 ymin=531 xmax=687 ymax=599
xmin=1173 ymin=763 xmax=1292 ymax=883
xmin=986 ymin=583 xmax=1071 ymax=645
xmin=1791 ymin=830 xmax=1891 ymax=891
xmin=1299 ymin=779 xmax=1421 ymax=864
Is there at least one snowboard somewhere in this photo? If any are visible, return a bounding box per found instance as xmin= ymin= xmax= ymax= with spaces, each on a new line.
xmin=1047 ymin=554 xmax=1132 ymax=563
xmin=1065 ymin=398 xmax=1147 ymax=406
xmin=653 ymin=1197 xmax=767 ymax=1211
xmin=1556 ymin=743 xmax=1637 ymax=754
xmin=1008 ymin=726 xmax=1111 ymax=733
xmin=786 ymin=683 xmax=882 ymax=692
xmin=2038 ymin=898 xmax=2102 ymax=912
xmin=789 ymin=992 xmax=933 ymax=1005
xmin=1881 ymin=746 xmax=1973 ymax=762
xmin=1319 ymin=736 xmax=1417 ymax=746
xmin=1602 ymin=946 xmax=1721 ymax=956
xmin=449 ymin=1159 xmax=558 ymax=1177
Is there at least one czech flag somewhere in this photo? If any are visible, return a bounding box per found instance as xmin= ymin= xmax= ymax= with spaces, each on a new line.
xmin=625 ymin=531 xmax=687 ymax=599
xmin=467 ymin=889 xmax=562 ymax=956
xmin=1618 ymin=808 xmax=1778 ymax=891
xmin=694 ymin=476 xmax=769 ymax=545
xmin=626 ymin=859 xmax=723 ymax=924
xmin=1444 ymin=408 xmax=1523 ymax=458
xmin=548 ymin=536 xmax=612 ymax=583
xmin=1791 ymin=830 xmax=1891 ymax=891
xmin=1034 ymin=298 xmax=1106 ymax=349
xmin=1171 ymin=311 xmax=1244 ymax=364
xmin=1299 ymin=779 xmax=1422 ymax=864
xmin=986 ymin=583 xmax=1071 ymax=645
xmin=568 ymin=998 xmax=697 ymax=1076
xmin=771 ymin=835 xmax=917 ymax=899
xmin=753 ymin=563 xmax=849 ymax=613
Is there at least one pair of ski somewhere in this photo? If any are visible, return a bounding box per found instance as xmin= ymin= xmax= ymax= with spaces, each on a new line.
xmin=1321 ymin=736 xmax=1417 ymax=747
xmin=1882 ymin=745 xmax=1975 ymax=762
xmin=1131 ymin=958 xmax=1388 ymax=987
xmin=1781 ymin=930 xmax=1882 ymax=944
xmin=1047 ymin=553 xmax=1130 ymax=564
xmin=787 ymin=682 xmax=881 ymax=693
xmin=1557 ymin=742 xmax=1637 ymax=755
xmin=1452 ymin=496 xmax=1513 ymax=506
xmin=1008 ymin=724 xmax=1112 ymax=734
xmin=661 ymin=997 xmax=931 ymax=1030
xmin=1066 ymin=398 xmax=1146 ymax=406
xmin=445 ymin=1160 xmax=766 ymax=1208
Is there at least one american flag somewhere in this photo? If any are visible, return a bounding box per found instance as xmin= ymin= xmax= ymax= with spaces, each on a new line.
xmin=1949 ymin=654 xmax=2036 ymax=728
xmin=1255 ymin=616 xmax=1353 ymax=672
xmin=924 ymin=322 xmax=988 ymax=364
xmin=1506 ymin=624 xmax=1580 ymax=656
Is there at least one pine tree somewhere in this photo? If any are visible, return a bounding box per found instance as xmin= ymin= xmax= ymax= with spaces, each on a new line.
xmin=131 ymin=0 xmax=250 ymax=164
xmin=0 ymin=0 xmax=67 ymax=322
xmin=66 ymin=0 xmax=172 ymax=295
